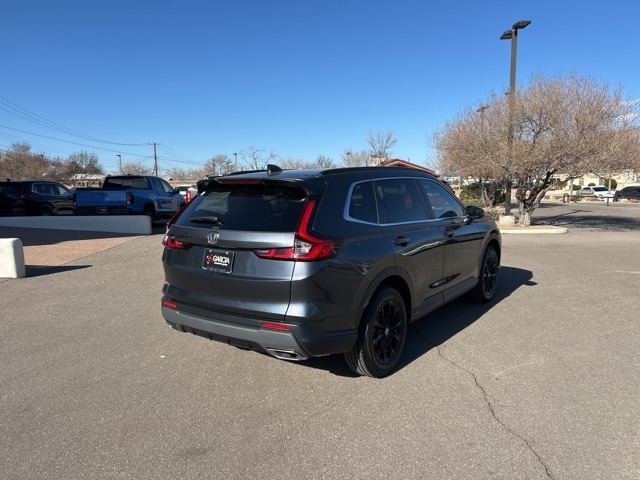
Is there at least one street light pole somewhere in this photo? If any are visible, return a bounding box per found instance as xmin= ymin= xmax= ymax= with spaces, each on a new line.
xmin=500 ymin=20 xmax=531 ymax=217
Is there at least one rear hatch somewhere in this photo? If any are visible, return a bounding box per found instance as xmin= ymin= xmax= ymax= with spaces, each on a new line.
xmin=0 ymin=183 xmax=25 ymax=214
xmin=162 ymin=180 xmax=316 ymax=322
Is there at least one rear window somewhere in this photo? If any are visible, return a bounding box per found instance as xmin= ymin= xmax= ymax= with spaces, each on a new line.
xmin=174 ymin=184 xmax=308 ymax=232
xmin=104 ymin=177 xmax=150 ymax=189
xmin=0 ymin=184 xmax=22 ymax=195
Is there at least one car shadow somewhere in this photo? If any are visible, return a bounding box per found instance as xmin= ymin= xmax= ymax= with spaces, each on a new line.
xmin=302 ymin=265 xmax=535 ymax=378
xmin=527 ymin=203 xmax=640 ymax=231
xmin=25 ymin=265 xmax=92 ymax=277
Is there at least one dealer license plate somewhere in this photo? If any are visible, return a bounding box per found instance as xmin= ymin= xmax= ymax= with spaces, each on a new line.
xmin=203 ymin=249 xmax=234 ymax=274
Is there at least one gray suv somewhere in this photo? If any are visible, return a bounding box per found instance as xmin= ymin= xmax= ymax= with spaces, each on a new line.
xmin=161 ymin=165 xmax=501 ymax=377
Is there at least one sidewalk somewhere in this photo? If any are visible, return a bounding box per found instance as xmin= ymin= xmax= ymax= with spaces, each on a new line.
xmin=0 ymin=226 xmax=143 ymax=267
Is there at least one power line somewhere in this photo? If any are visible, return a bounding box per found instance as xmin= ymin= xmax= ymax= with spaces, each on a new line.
xmin=0 ymin=96 xmax=148 ymax=146
xmin=0 ymin=96 xmax=199 ymax=171
xmin=0 ymin=125 xmax=153 ymax=159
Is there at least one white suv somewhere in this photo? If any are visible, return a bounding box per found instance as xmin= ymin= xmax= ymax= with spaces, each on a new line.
xmin=580 ymin=186 xmax=615 ymax=199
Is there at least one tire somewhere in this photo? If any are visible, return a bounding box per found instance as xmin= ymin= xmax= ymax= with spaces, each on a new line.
xmin=39 ymin=205 xmax=53 ymax=216
xmin=344 ymin=286 xmax=407 ymax=378
xmin=143 ymin=205 xmax=155 ymax=220
xmin=469 ymin=246 xmax=499 ymax=303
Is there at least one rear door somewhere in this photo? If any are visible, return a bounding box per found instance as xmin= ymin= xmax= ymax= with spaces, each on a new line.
xmin=49 ymin=183 xmax=73 ymax=214
xmin=375 ymin=178 xmax=446 ymax=314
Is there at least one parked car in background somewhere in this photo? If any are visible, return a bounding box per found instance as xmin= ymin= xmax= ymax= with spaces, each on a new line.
xmin=161 ymin=165 xmax=502 ymax=378
xmin=0 ymin=180 xmax=73 ymax=215
xmin=176 ymin=184 xmax=198 ymax=203
xmin=580 ymin=186 xmax=615 ymax=199
xmin=73 ymin=175 xmax=185 ymax=219
xmin=613 ymin=186 xmax=640 ymax=202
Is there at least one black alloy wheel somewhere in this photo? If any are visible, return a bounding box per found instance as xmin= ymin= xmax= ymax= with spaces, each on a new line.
xmin=39 ymin=205 xmax=53 ymax=216
xmin=344 ymin=286 xmax=407 ymax=378
xmin=469 ymin=246 xmax=499 ymax=303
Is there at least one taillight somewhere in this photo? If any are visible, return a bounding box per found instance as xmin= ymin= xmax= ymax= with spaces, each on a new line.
xmin=185 ymin=189 xmax=192 ymax=203
xmin=162 ymin=235 xmax=191 ymax=250
xmin=254 ymin=198 xmax=339 ymax=261
xmin=126 ymin=192 xmax=134 ymax=205
xmin=19 ymin=185 xmax=29 ymax=201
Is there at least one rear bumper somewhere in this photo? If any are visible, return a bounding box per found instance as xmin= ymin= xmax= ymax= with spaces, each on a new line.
xmin=73 ymin=206 xmax=131 ymax=215
xmin=161 ymin=300 xmax=357 ymax=360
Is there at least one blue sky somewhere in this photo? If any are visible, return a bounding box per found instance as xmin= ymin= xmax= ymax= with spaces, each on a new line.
xmin=2 ymin=0 xmax=639 ymax=175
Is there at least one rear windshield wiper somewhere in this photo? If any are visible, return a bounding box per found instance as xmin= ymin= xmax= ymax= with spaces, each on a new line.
xmin=189 ymin=216 xmax=223 ymax=225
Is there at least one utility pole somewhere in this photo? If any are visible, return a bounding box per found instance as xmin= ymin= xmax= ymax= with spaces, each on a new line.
xmin=149 ymin=142 xmax=161 ymax=176
xmin=117 ymin=154 xmax=122 ymax=174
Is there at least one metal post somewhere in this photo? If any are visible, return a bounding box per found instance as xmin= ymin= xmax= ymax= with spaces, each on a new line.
xmin=500 ymin=20 xmax=531 ymax=217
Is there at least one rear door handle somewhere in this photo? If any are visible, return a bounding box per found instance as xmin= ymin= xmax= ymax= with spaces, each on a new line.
xmin=393 ymin=236 xmax=410 ymax=246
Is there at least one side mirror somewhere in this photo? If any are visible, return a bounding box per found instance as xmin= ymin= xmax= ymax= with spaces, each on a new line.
xmin=465 ymin=205 xmax=485 ymax=220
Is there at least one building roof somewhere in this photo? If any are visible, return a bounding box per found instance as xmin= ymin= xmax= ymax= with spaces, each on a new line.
xmin=380 ymin=158 xmax=439 ymax=176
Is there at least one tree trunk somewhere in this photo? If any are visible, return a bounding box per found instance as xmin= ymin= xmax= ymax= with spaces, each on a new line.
xmin=518 ymin=206 xmax=532 ymax=226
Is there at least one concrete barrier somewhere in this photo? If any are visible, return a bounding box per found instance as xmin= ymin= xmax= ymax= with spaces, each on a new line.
xmin=0 ymin=215 xmax=152 ymax=235
xmin=0 ymin=238 xmax=25 ymax=278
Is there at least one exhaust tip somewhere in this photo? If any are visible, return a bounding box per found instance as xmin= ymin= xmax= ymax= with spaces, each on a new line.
xmin=266 ymin=348 xmax=307 ymax=361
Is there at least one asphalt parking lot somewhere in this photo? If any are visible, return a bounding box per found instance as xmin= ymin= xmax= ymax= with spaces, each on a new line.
xmin=1 ymin=201 xmax=639 ymax=480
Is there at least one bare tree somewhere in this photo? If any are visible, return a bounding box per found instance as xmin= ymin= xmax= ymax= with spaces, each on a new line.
xmin=367 ymin=130 xmax=397 ymax=161
xmin=120 ymin=161 xmax=154 ymax=175
xmin=341 ymin=149 xmax=369 ymax=167
xmin=203 ymin=154 xmax=233 ymax=176
xmin=314 ymin=155 xmax=335 ymax=169
xmin=434 ymin=73 xmax=640 ymax=225
xmin=0 ymin=142 xmax=49 ymax=180
xmin=240 ymin=147 xmax=278 ymax=170
xmin=278 ymin=158 xmax=310 ymax=169
xmin=165 ymin=167 xmax=205 ymax=181
xmin=63 ymin=151 xmax=104 ymax=184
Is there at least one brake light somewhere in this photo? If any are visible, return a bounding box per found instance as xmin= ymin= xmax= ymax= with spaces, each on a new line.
xmin=19 ymin=185 xmax=29 ymax=201
xmin=162 ymin=235 xmax=191 ymax=250
xmin=253 ymin=198 xmax=339 ymax=261
xmin=185 ymin=189 xmax=192 ymax=203
xmin=126 ymin=192 xmax=134 ymax=205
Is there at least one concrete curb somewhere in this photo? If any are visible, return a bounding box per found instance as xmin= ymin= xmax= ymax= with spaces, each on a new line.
xmin=499 ymin=225 xmax=568 ymax=234
xmin=0 ymin=238 xmax=25 ymax=278
xmin=0 ymin=215 xmax=152 ymax=234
